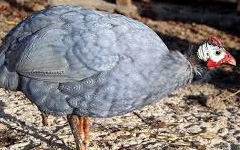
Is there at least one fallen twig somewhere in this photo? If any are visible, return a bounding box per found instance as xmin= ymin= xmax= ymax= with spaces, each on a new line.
xmin=221 ymin=90 xmax=240 ymax=101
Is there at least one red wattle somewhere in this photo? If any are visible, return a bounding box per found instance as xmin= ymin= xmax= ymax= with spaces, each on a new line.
xmin=207 ymin=59 xmax=219 ymax=70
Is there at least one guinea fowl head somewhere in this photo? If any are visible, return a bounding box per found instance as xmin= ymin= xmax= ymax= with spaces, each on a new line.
xmin=188 ymin=36 xmax=236 ymax=74
xmin=197 ymin=36 xmax=236 ymax=70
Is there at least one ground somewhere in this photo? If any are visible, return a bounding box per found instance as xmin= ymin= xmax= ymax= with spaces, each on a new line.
xmin=0 ymin=0 xmax=240 ymax=150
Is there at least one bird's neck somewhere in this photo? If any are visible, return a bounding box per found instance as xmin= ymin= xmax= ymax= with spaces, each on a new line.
xmin=184 ymin=46 xmax=208 ymax=78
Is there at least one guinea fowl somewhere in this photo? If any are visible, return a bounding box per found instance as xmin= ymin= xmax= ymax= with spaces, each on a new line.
xmin=0 ymin=5 xmax=236 ymax=150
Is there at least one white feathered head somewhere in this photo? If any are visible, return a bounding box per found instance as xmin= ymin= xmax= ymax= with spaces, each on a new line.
xmin=197 ymin=36 xmax=236 ymax=69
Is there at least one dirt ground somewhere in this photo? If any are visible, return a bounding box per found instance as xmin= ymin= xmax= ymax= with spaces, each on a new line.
xmin=0 ymin=0 xmax=240 ymax=150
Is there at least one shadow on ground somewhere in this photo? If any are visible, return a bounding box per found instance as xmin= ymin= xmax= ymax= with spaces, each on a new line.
xmin=0 ymin=99 xmax=72 ymax=150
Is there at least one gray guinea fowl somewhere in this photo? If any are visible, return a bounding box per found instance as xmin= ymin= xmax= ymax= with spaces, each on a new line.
xmin=0 ymin=5 xmax=236 ymax=150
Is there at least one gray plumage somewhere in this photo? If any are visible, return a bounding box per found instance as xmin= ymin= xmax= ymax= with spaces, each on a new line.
xmin=0 ymin=6 xmax=193 ymax=117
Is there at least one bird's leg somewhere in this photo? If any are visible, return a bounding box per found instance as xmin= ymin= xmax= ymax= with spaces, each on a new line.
xmin=67 ymin=115 xmax=89 ymax=150
xmin=67 ymin=115 xmax=82 ymax=150
xmin=82 ymin=117 xmax=89 ymax=148
xmin=41 ymin=113 xmax=48 ymax=126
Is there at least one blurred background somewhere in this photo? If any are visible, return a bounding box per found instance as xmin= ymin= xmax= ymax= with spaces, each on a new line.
xmin=1 ymin=0 xmax=240 ymax=150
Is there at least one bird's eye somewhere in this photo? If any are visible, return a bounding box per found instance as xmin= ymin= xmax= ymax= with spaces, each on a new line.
xmin=215 ymin=51 xmax=221 ymax=55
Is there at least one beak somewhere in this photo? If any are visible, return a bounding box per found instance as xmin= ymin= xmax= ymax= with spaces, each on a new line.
xmin=223 ymin=51 xmax=236 ymax=66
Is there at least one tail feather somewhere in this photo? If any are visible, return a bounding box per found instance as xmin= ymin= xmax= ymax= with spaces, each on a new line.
xmin=0 ymin=51 xmax=19 ymax=90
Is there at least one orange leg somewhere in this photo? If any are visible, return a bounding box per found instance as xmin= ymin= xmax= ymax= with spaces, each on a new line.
xmin=83 ymin=117 xmax=89 ymax=148
xmin=67 ymin=115 xmax=89 ymax=150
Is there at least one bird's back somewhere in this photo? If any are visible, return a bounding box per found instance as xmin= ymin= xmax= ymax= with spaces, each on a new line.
xmin=0 ymin=6 xmax=192 ymax=117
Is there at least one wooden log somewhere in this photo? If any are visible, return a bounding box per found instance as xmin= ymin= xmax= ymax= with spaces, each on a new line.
xmin=115 ymin=0 xmax=137 ymax=15
xmin=116 ymin=0 xmax=132 ymax=6
xmin=156 ymin=12 xmax=240 ymax=33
